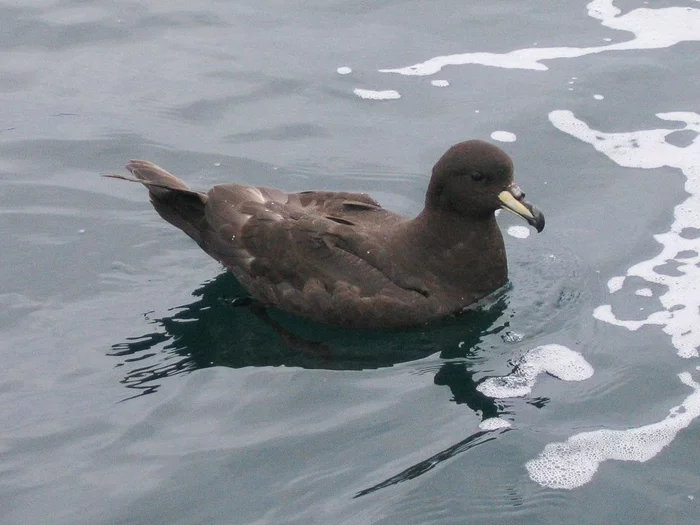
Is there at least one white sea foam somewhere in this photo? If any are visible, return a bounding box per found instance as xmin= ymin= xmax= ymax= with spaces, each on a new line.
xmin=501 ymin=331 xmax=524 ymax=343
xmin=549 ymin=110 xmax=700 ymax=359
xmin=593 ymin=94 xmax=605 ymax=100
xmin=477 ymin=345 xmax=593 ymax=398
xmin=490 ymin=131 xmax=517 ymax=143
xmin=607 ymin=275 xmax=625 ymax=293
xmin=379 ymin=1 xmax=700 ymax=75
xmin=353 ymin=89 xmax=401 ymax=100
xmin=337 ymin=66 xmax=352 ymax=75
xmin=527 ymin=110 xmax=700 ymax=489
xmin=526 ymin=372 xmax=700 ymax=489
xmin=479 ymin=417 xmax=512 ymax=431
xmin=507 ymin=225 xmax=531 ymax=239
xmin=430 ymin=79 xmax=449 ymax=87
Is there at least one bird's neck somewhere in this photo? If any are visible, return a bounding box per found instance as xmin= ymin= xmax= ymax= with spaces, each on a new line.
xmin=395 ymin=208 xmax=508 ymax=299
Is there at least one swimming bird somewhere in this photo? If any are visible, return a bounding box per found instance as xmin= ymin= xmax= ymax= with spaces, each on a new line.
xmin=108 ymin=140 xmax=544 ymax=328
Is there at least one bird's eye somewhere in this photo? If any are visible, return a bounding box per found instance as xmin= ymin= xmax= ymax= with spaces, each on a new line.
xmin=470 ymin=171 xmax=484 ymax=181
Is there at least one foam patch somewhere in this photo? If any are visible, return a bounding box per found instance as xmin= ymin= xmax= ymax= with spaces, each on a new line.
xmin=477 ymin=345 xmax=593 ymax=398
xmin=526 ymin=372 xmax=700 ymax=489
xmin=527 ymin=110 xmax=700 ymax=489
xmin=507 ymin=225 xmax=531 ymax=239
xmin=379 ymin=1 xmax=700 ymax=74
xmin=353 ymin=89 xmax=401 ymax=100
xmin=479 ymin=417 xmax=512 ymax=431
xmin=490 ymin=131 xmax=517 ymax=143
xmin=549 ymin=110 xmax=700 ymax=358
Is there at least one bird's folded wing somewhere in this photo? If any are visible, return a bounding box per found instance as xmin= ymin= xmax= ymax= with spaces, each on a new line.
xmin=201 ymin=198 xmax=423 ymax=305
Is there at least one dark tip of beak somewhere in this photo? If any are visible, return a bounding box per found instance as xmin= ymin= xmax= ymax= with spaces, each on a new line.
xmin=528 ymin=205 xmax=545 ymax=233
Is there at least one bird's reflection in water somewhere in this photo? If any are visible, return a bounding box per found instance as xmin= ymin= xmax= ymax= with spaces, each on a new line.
xmin=109 ymin=272 xmax=523 ymax=496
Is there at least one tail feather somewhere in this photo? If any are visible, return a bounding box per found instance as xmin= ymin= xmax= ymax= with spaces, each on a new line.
xmin=126 ymin=160 xmax=196 ymax=197
xmin=107 ymin=160 xmax=210 ymax=246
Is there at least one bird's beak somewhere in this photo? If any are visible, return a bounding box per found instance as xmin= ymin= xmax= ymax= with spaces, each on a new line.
xmin=498 ymin=184 xmax=545 ymax=232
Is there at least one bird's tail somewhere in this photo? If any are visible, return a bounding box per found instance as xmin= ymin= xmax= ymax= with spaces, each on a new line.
xmin=106 ymin=160 xmax=209 ymax=245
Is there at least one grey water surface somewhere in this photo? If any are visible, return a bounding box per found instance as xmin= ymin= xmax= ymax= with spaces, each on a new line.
xmin=1 ymin=1 xmax=699 ymax=524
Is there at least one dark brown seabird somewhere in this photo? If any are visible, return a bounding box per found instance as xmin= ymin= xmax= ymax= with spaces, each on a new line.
xmin=107 ymin=140 xmax=544 ymax=328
